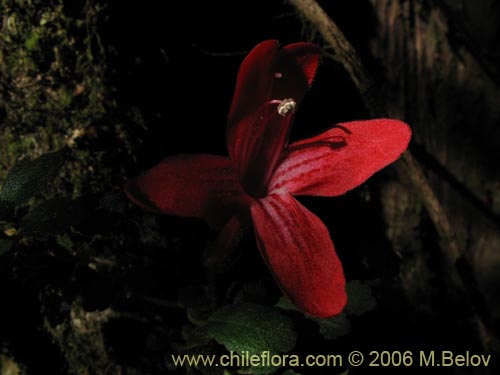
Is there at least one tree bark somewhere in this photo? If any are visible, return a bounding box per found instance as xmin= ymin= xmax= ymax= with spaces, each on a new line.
xmin=369 ymin=0 xmax=500 ymax=323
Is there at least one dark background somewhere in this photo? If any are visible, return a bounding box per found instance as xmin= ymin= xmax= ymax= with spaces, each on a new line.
xmin=0 ymin=0 xmax=499 ymax=374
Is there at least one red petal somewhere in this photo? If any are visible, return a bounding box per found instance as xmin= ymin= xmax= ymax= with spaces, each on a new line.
xmin=283 ymin=42 xmax=321 ymax=86
xmin=125 ymin=154 xmax=252 ymax=228
xmin=227 ymin=40 xmax=279 ymax=159
xmin=269 ymin=119 xmax=411 ymax=196
xmin=251 ymin=193 xmax=346 ymax=317
xmin=227 ymin=40 xmax=321 ymax=161
xmin=234 ymin=101 xmax=295 ymax=197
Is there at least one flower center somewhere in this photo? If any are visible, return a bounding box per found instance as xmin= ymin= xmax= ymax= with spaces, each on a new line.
xmin=277 ymin=98 xmax=296 ymax=116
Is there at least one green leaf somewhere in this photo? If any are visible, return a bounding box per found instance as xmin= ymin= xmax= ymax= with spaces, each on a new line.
xmin=24 ymin=30 xmax=40 ymax=50
xmin=21 ymin=197 xmax=86 ymax=238
xmin=56 ymin=233 xmax=74 ymax=251
xmin=207 ymin=303 xmax=296 ymax=374
xmin=312 ymin=313 xmax=351 ymax=340
xmin=275 ymin=297 xmax=299 ymax=312
xmin=0 ymin=149 xmax=66 ymax=206
xmin=207 ymin=303 xmax=296 ymax=354
xmin=345 ymin=280 xmax=377 ymax=317
xmin=0 ymin=239 xmax=13 ymax=256
xmin=276 ymin=297 xmax=351 ymax=340
xmin=280 ymin=370 xmax=302 ymax=375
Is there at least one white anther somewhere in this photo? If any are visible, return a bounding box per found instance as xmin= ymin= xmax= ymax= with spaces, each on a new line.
xmin=277 ymin=98 xmax=296 ymax=116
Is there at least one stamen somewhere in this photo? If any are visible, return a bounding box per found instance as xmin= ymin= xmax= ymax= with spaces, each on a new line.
xmin=277 ymin=98 xmax=296 ymax=116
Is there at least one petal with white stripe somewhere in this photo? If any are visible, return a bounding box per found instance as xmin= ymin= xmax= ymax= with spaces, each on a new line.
xmin=251 ymin=193 xmax=346 ymax=317
xmin=269 ymin=119 xmax=411 ymax=197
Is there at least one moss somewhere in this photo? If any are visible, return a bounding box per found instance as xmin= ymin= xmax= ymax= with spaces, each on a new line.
xmin=44 ymin=301 xmax=120 ymax=375
xmin=0 ymin=355 xmax=22 ymax=375
xmin=0 ymin=4 xmax=141 ymax=369
xmin=0 ymin=0 xmax=135 ymax=195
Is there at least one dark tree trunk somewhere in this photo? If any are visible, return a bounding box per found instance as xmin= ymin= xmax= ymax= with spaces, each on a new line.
xmin=370 ymin=0 xmax=500 ymax=324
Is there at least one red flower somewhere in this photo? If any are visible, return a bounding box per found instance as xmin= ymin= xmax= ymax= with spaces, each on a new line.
xmin=125 ymin=40 xmax=411 ymax=317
